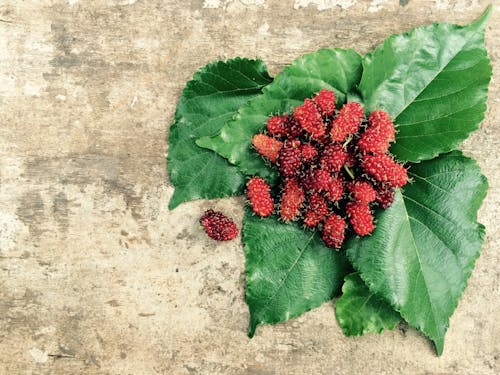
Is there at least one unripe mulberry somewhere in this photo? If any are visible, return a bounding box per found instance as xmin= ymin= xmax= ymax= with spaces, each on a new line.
xmin=247 ymin=177 xmax=274 ymax=217
xmin=362 ymin=154 xmax=408 ymax=188
xmin=200 ymin=210 xmax=239 ymax=241
xmin=277 ymin=140 xmax=302 ymax=177
xmin=376 ymin=185 xmax=395 ymax=209
xmin=266 ymin=115 xmax=289 ymax=137
xmin=330 ymin=102 xmax=364 ymax=142
xmin=346 ymin=202 xmax=374 ymax=236
xmin=313 ymin=89 xmax=336 ymax=117
xmin=293 ymin=98 xmax=326 ymax=139
xmin=280 ymin=179 xmax=305 ymax=222
xmin=322 ymin=214 xmax=346 ymax=248
xmin=320 ymin=143 xmax=348 ymax=172
xmin=358 ymin=110 xmax=395 ymax=154
xmin=303 ymin=193 xmax=328 ymax=227
xmin=348 ymin=180 xmax=376 ymax=203
xmin=252 ymin=134 xmax=283 ymax=163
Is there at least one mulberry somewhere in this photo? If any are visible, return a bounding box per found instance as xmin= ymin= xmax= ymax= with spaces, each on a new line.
xmin=301 ymin=143 xmax=318 ymax=162
xmin=362 ymin=154 xmax=408 ymax=187
xmin=313 ymin=89 xmax=336 ymax=117
xmin=200 ymin=210 xmax=239 ymax=241
xmin=330 ymin=102 xmax=364 ymax=142
xmin=277 ymin=140 xmax=302 ymax=177
xmin=358 ymin=110 xmax=395 ymax=154
xmin=293 ymin=98 xmax=326 ymax=139
xmin=348 ymin=180 xmax=376 ymax=204
xmin=247 ymin=177 xmax=274 ymax=217
xmin=266 ymin=115 xmax=289 ymax=137
xmin=322 ymin=214 xmax=346 ymax=248
xmin=376 ymin=185 xmax=395 ymax=209
xmin=303 ymin=193 xmax=328 ymax=227
xmin=252 ymin=134 xmax=283 ymax=163
xmin=280 ymin=179 xmax=305 ymax=221
xmin=320 ymin=143 xmax=348 ymax=172
xmin=346 ymin=202 xmax=374 ymax=236
xmin=325 ymin=174 xmax=344 ymax=202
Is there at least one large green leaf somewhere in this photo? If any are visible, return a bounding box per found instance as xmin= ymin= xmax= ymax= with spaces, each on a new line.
xmin=359 ymin=6 xmax=492 ymax=162
xmin=197 ymin=48 xmax=362 ymax=181
xmin=346 ymin=151 xmax=487 ymax=355
xmin=167 ymin=58 xmax=272 ymax=209
xmin=243 ymin=209 xmax=350 ymax=337
xmin=335 ymin=273 xmax=401 ymax=336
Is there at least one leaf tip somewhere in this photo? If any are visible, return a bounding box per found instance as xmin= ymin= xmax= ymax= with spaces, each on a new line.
xmin=472 ymin=4 xmax=493 ymax=29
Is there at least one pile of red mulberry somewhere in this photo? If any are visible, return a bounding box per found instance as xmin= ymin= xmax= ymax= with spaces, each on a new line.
xmin=246 ymin=89 xmax=408 ymax=249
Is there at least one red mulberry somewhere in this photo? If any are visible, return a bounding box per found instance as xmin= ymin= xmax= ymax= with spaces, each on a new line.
xmin=362 ymin=154 xmax=408 ymax=188
xmin=348 ymin=180 xmax=376 ymax=204
xmin=266 ymin=115 xmax=289 ymax=137
xmin=303 ymin=193 xmax=328 ymax=227
xmin=346 ymin=202 xmax=374 ymax=236
xmin=358 ymin=110 xmax=395 ymax=154
xmin=376 ymin=184 xmax=395 ymax=209
xmin=320 ymin=143 xmax=348 ymax=172
xmin=280 ymin=179 xmax=305 ymax=221
xmin=330 ymin=102 xmax=364 ymax=142
xmin=313 ymin=89 xmax=336 ymax=117
xmin=247 ymin=177 xmax=274 ymax=217
xmin=322 ymin=214 xmax=346 ymax=248
xmin=293 ymin=98 xmax=326 ymax=139
xmin=301 ymin=143 xmax=318 ymax=162
xmin=325 ymin=174 xmax=344 ymax=202
xmin=277 ymin=140 xmax=302 ymax=177
xmin=200 ymin=210 xmax=239 ymax=241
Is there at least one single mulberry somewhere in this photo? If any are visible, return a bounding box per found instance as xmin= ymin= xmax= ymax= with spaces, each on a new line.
xmin=247 ymin=177 xmax=274 ymax=217
xmin=330 ymin=102 xmax=364 ymax=142
xmin=346 ymin=202 xmax=374 ymax=236
xmin=320 ymin=143 xmax=348 ymax=172
xmin=252 ymin=134 xmax=283 ymax=163
xmin=376 ymin=184 xmax=395 ymax=209
xmin=348 ymin=180 xmax=376 ymax=204
xmin=200 ymin=210 xmax=239 ymax=241
xmin=293 ymin=98 xmax=326 ymax=139
xmin=313 ymin=89 xmax=336 ymax=117
xmin=301 ymin=143 xmax=318 ymax=162
xmin=325 ymin=174 xmax=344 ymax=202
xmin=277 ymin=140 xmax=302 ymax=177
xmin=280 ymin=179 xmax=305 ymax=221
xmin=362 ymin=154 xmax=408 ymax=188
xmin=358 ymin=110 xmax=395 ymax=154
xmin=303 ymin=193 xmax=328 ymax=227
xmin=266 ymin=115 xmax=289 ymax=137
xmin=322 ymin=214 xmax=346 ymax=248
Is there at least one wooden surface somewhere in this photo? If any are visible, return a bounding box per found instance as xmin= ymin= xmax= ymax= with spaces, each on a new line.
xmin=0 ymin=1 xmax=499 ymax=373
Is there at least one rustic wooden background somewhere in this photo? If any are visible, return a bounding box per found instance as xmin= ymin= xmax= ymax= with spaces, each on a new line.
xmin=0 ymin=0 xmax=498 ymax=373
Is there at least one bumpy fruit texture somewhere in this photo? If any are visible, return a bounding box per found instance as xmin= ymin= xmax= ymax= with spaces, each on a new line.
xmin=248 ymin=92 xmax=408 ymax=248
xmin=293 ymin=98 xmax=326 ymax=139
xmin=303 ymin=193 xmax=328 ymax=227
xmin=200 ymin=209 xmax=239 ymax=241
xmin=362 ymin=154 xmax=408 ymax=188
xmin=358 ymin=110 xmax=395 ymax=154
xmin=277 ymin=140 xmax=302 ymax=177
xmin=280 ymin=179 xmax=305 ymax=221
xmin=348 ymin=180 xmax=376 ymax=204
xmin=346 ymin=202 xmax=375 ymax=236
xmin=330 ymin=102 xmax=364 ymax=142
xmin=313 ymin=89 xmax=336 ymax=117
xmin=247 ymin=177 xmax=274 ymax=217
xmin=252 ymin=134 xmax=283 ymax=163
xmin=322 ymin=214 xmax=346 ymax=248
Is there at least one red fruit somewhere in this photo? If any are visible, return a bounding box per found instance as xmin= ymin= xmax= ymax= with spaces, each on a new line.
xmin=320 ymin=143 xmax=348 ymax=172
xmin=313 ymin=89 xmax=336 ymax=117
xmin=348 ymin=180 xmax=376 ymax=203
xmin=376 ymin=185 xmax=395 ymax=209
xmin=358 ymin=110 xmax=395 ymax=154
xmin=301 ymin=143 xmax=318 ymax=162
xmin=280 ymin=179 xmax=305 ymax=221
xmin=325 ymin=174 xmax=344 ymax=202
xmin=310 ymin=169 xmax=332 ymax=192
xmin=346 ymin=202 xmax=374 ymax=236
xmin=200 ymin=209 xmax=239 ymax=241
xmin=247 ymin=177 xmax=274 ymax=217
xmin=322 ymin=214 xmax=346 ymax=248
xmin=266 ymin=115 xmax=289 ymax=137
xmin=277 ymin=140 xmax=302 ymax=177
xmin=252 ymin=134 xmax=283 ymax=163
xmin=284 ymin=116 xmax=303 ymax=138
xmin=303 ymin=193 xmax=328 ymax=227
xmin=362 ymin=154 xmax=408 ymax=188
xmin=293 ymin=98 xmax=326 ymax=139
xmin=330 ymin=102 xmax=364 ymax=142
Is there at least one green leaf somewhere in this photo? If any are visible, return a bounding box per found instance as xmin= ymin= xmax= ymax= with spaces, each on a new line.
xmin=359 ymin=6 xmax=492 ymax=162
xmin=335 ymin=273 xmax=401 ymax=336
xmin=346 ymin=151 xmax=487 ymax=355
xmin=197 ymin=48 xmax=362 ymax=181
xmin=243 ymin=209 xmax=350 ymax=337
xmin=167 ymin=58 xmax=273 ymax=209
